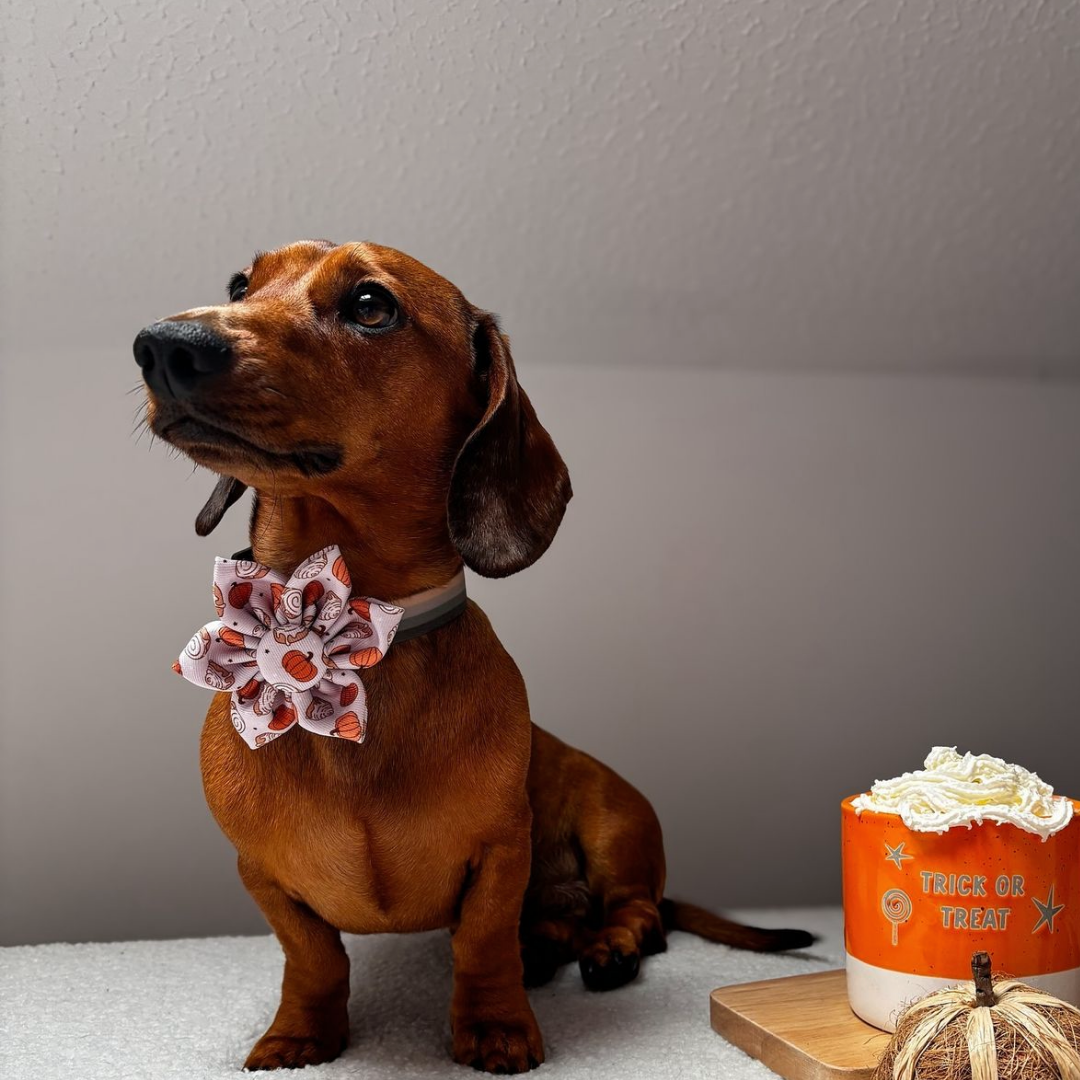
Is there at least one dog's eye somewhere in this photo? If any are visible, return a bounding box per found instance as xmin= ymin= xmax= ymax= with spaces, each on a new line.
xmin=227 ymin=273 xmax=249 ymax=303
xmin=344 ymin=285 xmax=398 ymax=330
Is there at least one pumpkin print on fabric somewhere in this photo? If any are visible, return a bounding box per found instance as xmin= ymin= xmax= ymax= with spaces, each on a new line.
xmin=349 ymin=647 xmax=383 ymax=669
xmin=282 ymin=650 xmax=318 ymax=683
xmin=332 ymin=711 xmax=365 ymax=742
xmin=237 ymin=677 xmax=260 ymax=701
xmin=228 ymin=582 xmax=253 ymax=609
xmin=173 ymin=545 xmax=403 ymax=750
xmin=269 ymin=702 xmax=297 ymax=730
xmin=332 ymin=556 xmax=351 ymax=588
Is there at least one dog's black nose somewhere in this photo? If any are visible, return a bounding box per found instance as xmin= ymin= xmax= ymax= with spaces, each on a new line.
xmin=133 ymin=321 xmax=233 ymax=400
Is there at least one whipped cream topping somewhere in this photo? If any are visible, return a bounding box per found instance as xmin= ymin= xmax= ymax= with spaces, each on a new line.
xmin=852 ymin=746 xmax=1074 ymax=840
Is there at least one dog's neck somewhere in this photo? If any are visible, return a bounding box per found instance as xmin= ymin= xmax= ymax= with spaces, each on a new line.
xmin=248 ymin=491 xmax=464 ymax=602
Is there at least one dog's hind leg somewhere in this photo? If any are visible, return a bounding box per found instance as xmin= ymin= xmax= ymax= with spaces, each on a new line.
xmin=527 ymin=726 xmax=668 ymax=992
xmin=520 ymin=914 xmax=580 ymax=987
xmin=574 ymin=794 xmax=668 ymax=992
xmin=238 ymin=857 xmax=351 ymax=1070
xmin=578 ymin=892 xmax=668 ymax=991
xmin=519 ymin=838 xmax=590 ymax=988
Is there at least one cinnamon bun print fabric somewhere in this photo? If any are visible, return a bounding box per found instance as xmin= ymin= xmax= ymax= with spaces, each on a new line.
xmin=175 ymin=546 xmax=403 ymax=749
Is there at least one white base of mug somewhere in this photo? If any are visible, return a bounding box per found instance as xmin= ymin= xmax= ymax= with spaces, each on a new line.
xmin=845 ymin=952 xmax=1080 ymax=1032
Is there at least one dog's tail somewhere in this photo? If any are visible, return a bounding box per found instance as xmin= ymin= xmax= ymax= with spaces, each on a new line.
xmin=659 ymin=899 xmax=816 ymax=953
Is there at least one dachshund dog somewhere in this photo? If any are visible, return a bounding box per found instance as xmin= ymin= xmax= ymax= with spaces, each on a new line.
xmin=135 ymin=241 xmax=811 ymax=1074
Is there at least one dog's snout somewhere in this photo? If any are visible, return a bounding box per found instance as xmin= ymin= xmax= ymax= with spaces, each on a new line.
xmin=134 ymin=320 xmax=233 ymax=400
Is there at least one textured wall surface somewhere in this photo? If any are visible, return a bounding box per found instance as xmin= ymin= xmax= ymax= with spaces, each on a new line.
xmin=4 ymin=0 xmax=1080 ymax=375
xmin=4 ymin=0 xmax=1080 ymax=946
xmin=3 ymin=353 xmax=1079 ymax=944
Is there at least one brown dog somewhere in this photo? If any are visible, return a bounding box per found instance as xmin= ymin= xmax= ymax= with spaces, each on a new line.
xmin=135 ymin=240 xmax=811 ymax=1074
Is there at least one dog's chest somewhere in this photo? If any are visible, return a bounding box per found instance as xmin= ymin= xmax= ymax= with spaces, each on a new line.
xmin=199 ymin=697 xmax=477 ymax=934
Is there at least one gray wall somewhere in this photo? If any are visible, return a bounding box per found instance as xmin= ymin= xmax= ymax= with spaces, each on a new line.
xmin=5 ymin=0 xmax=1080 ymax=376
xmin=3 ymin=1 xmax=1080 ymax=945
xmin=3 ymin=358 xmax=1079 ymax=945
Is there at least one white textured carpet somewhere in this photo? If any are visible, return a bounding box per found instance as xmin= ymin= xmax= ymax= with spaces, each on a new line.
xmin=1 ymin=907 xmax=842 ymax=1080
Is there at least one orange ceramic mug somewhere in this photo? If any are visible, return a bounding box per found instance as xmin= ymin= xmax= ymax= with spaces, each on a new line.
xmin=842 ymin=795 xmax=1080 ymax=1031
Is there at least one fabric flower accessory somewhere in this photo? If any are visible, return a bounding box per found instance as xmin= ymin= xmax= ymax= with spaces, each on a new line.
xmin=174 ymin=546 xmax=403 ymax=749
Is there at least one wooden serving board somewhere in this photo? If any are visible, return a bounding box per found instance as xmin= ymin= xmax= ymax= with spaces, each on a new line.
xmin=710 ymin=969 xmax=891 ymax=1080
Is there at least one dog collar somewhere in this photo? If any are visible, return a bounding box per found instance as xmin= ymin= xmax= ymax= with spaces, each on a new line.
xmin=229 ymin=547 xmax=467 ymax=643
xmin=175 ymin=545 xmax=467 ymax=749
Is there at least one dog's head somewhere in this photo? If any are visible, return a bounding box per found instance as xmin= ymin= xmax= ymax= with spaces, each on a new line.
xmin=134 ymin=240 xmax=571 ymax=578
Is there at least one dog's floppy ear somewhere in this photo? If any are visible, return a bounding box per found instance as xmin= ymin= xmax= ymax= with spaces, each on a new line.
xmin=448 ymin=312 xmax=572 ymax=578
xmin=195 ymin=474 xmax=248 ymax=536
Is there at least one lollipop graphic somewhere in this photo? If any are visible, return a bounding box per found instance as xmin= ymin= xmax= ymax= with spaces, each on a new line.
xmin=882 ymin=888 xmax=912 ymax=946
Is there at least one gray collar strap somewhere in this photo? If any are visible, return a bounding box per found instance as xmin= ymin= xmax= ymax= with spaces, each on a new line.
xmin=229 ymin=548 xmax=467 ymax=645
xmin=392 ymin=569 xmax=468 ymax=643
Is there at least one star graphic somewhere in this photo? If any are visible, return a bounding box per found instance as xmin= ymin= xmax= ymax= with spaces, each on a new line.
xmin=884 ymin=841 xmax=914 ymax=870
xmin=1032 ymin=885 xmax=1065 ymax=934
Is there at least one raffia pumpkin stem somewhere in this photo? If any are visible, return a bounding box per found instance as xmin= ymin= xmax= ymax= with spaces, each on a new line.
xmin=972 ymin=951 xmax=995 ymax=1009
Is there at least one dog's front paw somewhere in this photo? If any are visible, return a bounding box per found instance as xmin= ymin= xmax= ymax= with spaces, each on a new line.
xmin=244 ymin=1029 xmax=347 ymax=1071
xmin=452 ymin=1011 xmax=544 ymax=1074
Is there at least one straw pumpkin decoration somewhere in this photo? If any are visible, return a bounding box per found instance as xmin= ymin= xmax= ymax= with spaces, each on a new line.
xmin=281 ymin=650 xmax=318 ymax=683
xmin=874 ymin=952 xmax=1080 ymax=1080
